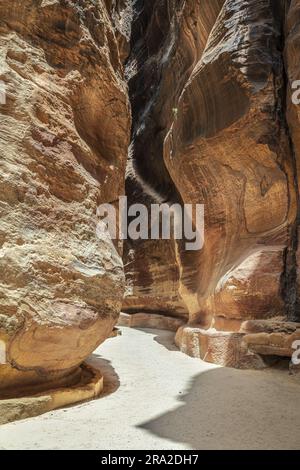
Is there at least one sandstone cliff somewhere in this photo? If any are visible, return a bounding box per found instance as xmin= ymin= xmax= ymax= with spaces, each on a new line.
xmin=124 ymin=0 xmax=300 ymax=367
xmin=0 ymin=0 xmax=130 ymax=397
xmin=1 ymin=0 xmax=300 ymax=397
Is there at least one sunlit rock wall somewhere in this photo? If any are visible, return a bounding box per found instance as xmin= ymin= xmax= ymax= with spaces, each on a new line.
xmin=124 ymin=0 xmax=300 ymax=367
xmin=0 ymin=0 xmax=130 ymax=396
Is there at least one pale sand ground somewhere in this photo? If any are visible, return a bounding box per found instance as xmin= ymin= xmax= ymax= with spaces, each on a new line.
xmin=0 ymin=327 xmax=300 ymax=450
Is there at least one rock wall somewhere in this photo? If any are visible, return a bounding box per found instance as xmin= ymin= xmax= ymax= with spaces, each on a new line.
xmin=0 ymin=0 xmax=130 ymax=396
xmin=1 ymin=0 xmax=300 ymax=388
xmin=124 ymin=0 xmax=225 ymax=319
xmin=124 ymin=0 xmax=300 ymax=367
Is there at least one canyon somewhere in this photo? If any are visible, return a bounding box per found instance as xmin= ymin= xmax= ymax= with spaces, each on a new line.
xmin=1 ymin=0 xmax=300 ymax=425
xmin=124 ymin=0 xmax=300 ymax=367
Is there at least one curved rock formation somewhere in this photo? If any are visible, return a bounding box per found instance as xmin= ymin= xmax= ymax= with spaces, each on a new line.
xmin=124 ymin=0 xmax=300 ymax=367
xmin=2 ymin=0 xmax=300 ymax=403
xmin=0 ymin=0 xmax=130 ymax=397
xmin=166 ymin=0 xmax=295 ymax=325
xmin=124 ymin=0 xmax=224 ymax=320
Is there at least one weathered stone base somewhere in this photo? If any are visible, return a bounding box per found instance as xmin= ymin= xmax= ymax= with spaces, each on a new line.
xmin=119 ymin=312 xmax=300 ymax=370
xmin=175 ymin=326 xmax=269 ymax=369
xmin=176 ymin=320 xmax=300 ymax=369
xmin=0 ymin=363 xmax=103 ymax=425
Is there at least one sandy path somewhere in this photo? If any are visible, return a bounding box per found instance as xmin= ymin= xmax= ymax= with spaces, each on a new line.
xmin=0 ymin=327 xmax=300 ymax=450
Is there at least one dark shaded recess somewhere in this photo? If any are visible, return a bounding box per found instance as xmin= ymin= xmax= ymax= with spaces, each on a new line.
xmin=124 ymin=0 xmax=217 ymax=300
xmin=126 ymin=0 xmax=183 ymax=202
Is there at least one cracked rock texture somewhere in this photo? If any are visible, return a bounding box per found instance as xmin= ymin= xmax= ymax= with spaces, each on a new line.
xmin=0 ymin=0 xmax=130 ymax=395
xmin=124 ymin=0 xmax=300 ymax=366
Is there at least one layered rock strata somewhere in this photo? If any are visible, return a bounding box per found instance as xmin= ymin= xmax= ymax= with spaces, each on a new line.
xmin=1 ymin=0 xmax=300 ymax=396
xmin=0 ymin=0 xmax=130 ymax=397
xmin=124 ymin=0 xmax=300 ymax=367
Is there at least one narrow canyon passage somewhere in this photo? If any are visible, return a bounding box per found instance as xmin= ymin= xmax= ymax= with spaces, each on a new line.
xmin=122 ymin=0 xmax=300 ymax=368
xmin=2 ymin=0 xmax=300 ymax=448
xmin=0 ymin=327 xmax=299 ymax=450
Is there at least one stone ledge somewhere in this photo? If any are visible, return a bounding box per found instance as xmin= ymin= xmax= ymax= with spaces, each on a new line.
xmin=0 ymin=363 xmax=103 ymax=425
xmin=119 ymin=313 xmax=300 ymax=370
xmin=175 ymin=326 xmax=270 ymax=369
xmin=119 ymin=312 xmax=261 ymax=368
xmin=175 ymin=320 xmax=300 ymax=369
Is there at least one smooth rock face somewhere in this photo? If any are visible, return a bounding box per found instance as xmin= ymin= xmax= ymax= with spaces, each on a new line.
xmin=166 ymin=0 xmax=295 ymax=328
xmin=124 ymin=0 xmax=300 ymax=366
xmin=123 ymin=236 xmax=187 ymax=318
xmin=124 ymin=0 xmax=225 ymax=319
xmin=0 ymin=0 xmax=130 ymax=395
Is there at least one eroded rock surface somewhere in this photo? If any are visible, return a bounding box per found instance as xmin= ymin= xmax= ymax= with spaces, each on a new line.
xmin=0 ymin=0 xmax=130 ymax=395
xmin=124 ymin=0 xmax=300 ymax=367
xmin=2 ymin=0 xmax=300 ymax=389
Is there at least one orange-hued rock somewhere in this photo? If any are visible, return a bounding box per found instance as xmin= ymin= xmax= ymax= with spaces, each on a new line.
xmin=123 ymin=235 xmax=187 ymax=319
xmin=124 ymin=0 xmax=225 ymax=319
xmin=124 ymin=0 xmax=300 ymax=367
xmin=1 ymin=0 xmax=300 ymax=385
xmin=0 ymin=0 xmax=130 ymax=396
xmin=165 ymin=0 xmax=296 ymax=326
xmin=212 ymin=250 xmax=286 ymax=330
xmin=0 ymin=363 xmax=103 ymax=425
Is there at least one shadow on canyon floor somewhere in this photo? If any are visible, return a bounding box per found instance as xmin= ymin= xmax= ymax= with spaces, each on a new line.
xmin=136 ymin=328 xmax=178 ymax=351
xmin=138 ymin=365 xmax=300 ymax=450
xmin=86 ymin=355 xmax=120 ymax=398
